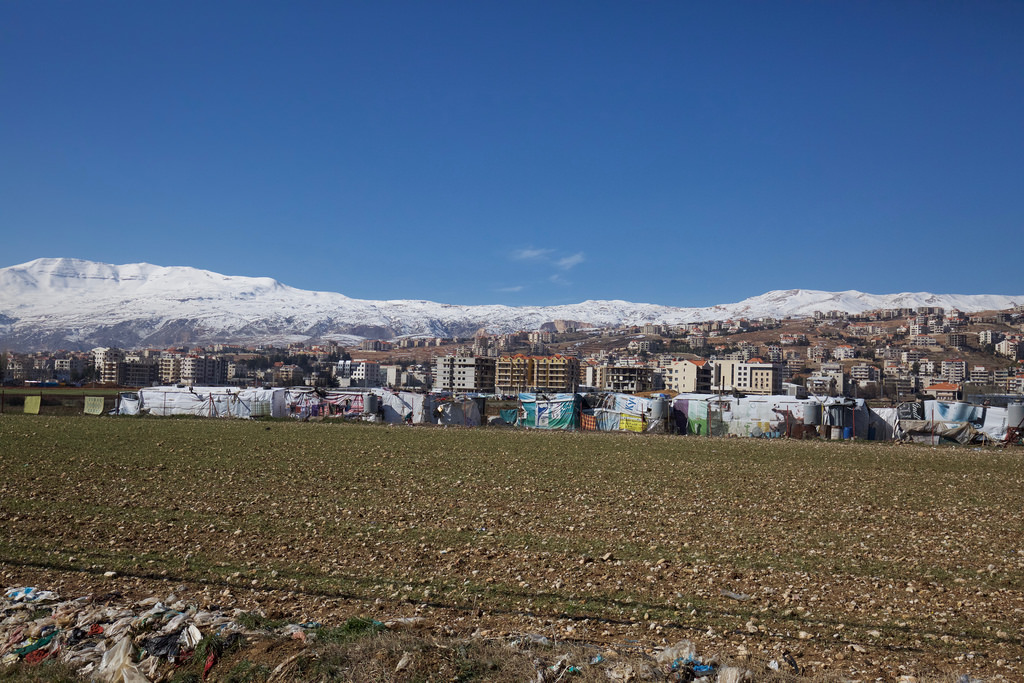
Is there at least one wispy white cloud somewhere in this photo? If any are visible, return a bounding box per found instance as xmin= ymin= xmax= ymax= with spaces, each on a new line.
xmin=512 ymin=248 xmax=553 ymax=261
xmin=549 ymin=274 xmax=571 ymax=286
xmin=557 ymin=252 xmax=585 ymax=269
xmin=496 ymin=285 xmax=524 ymax=292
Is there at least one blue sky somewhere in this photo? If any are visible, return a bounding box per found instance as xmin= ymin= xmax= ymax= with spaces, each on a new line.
xmin=2 ymin=1 xmax=1022 ymax=307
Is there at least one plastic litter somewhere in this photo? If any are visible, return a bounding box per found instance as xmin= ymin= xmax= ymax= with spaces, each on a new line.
xmin=4 ymin=587 xmax=58 ymax=603
xmin=656 ymin=639 xmax=695 ymax=665
xmin=141 ymin=629 xmax=183 ymax=659
xmin=719 ymin=589 xmax=752 ymax=601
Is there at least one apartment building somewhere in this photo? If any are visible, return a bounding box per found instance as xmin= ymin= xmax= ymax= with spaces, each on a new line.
xmin=495 ymin=354 xmax=579 ymax=394
xmin=433 ymin=355 xmax=497 ymax=393
xmin=91 ymin=347 xmax=125 ymax=384
xmin=711 ymin=359 xmax=781 ymax=396
xmin=940 ymin=359 xmax=967 ymax=383
xmin=664 ymin=359 xmax=712 ymax=393
xmin=602 ymin=365 xmax=654 ymax=393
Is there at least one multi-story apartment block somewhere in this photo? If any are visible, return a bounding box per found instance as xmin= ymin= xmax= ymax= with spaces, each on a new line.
xmin=179 ymin=356 xmax=226 ymax=385
xmin=711 ymin=359 xmax=781 ymax=396
xmin=995 ymin=339 xmax=1022 ymax=360
xmin=600 ymin=365 xmax=654 ymax=393
xmin=850 ymin=364 xmax=880 ymax=383
xmin=940 ymin=359 xmax=967 ymax=383
xmin=969 ymin=366 xmax=992 ymax=384
xmin=833 ymin=345 xmax=857 ymax=360
xmin=946 ymin=333 xmax=967 ymax=350
xmin=664 ymin=359 xmax=712 ymax=394
xmin=978 ymin=330 xmax=1003 ymax=346
xmin=92 ymin=347 xmax=124 ymax=384
xmin=159 ymin=354 xmax=183 ymax=384
xmin=433 ymin=355 xmax=497 ymax=393
xmin=807 ymin=344 xmax=830 ymax=362
xmin=335 ymin=360 xmax=381 ymax=387
xmin=53 ymin=357 xmax=85 ymax=381
xmin=495 ymin=354 xmax=579 ymax=394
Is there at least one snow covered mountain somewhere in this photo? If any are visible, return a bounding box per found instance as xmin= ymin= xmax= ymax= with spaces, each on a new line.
xmin=0 ymin=258 xmax=1020 ymax=351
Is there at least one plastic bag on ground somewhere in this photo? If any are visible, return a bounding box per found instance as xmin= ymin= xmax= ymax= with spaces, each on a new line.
xmin=95 ymin=635 xmax=150 ymax=683
xmin=656 ymin=639 xmax=696 ymax=665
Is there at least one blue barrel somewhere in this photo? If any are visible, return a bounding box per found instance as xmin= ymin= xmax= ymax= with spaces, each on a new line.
xmin=843 ymin=427 xmax=853 ymax=440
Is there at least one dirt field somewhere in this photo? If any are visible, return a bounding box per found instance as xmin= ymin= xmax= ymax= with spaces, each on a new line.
xmin=1 ymin=415 xmax=1022 ymax=680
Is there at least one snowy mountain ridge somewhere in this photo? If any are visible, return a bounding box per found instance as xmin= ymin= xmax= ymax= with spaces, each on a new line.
xmin=1 ymin=258 xmax=1020 ymax=351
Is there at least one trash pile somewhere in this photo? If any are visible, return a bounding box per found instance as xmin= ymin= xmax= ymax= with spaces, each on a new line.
xmin=2 ymin=584 xmax=771 ymax=682
xmin=0 ymin=585 xmax=313 ymax=681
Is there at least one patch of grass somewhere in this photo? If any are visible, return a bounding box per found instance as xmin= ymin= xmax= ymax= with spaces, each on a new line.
xmin=222 ymin=660 xmax=271 ymax=683
xmin=0 ymin=661 xmax=83 ymax=683
xmin=312 ymin=617 xmax=386 ymax=644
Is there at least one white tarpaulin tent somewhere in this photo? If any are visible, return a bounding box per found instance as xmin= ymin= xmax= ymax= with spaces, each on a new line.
xmin=134 ymin=386 xmax=287 ymax=418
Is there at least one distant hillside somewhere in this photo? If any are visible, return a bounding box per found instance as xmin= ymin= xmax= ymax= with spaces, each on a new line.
xmin=0 ymin=258 xmax=1020 ymax=351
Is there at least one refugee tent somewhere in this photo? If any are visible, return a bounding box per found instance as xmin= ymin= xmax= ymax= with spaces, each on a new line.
xmin=580 ymin=393 xmax=670 ymax=433
xmin=518 ymin=393 xmax=580 ymax=430
xmin=322 ymin=391 xmax=369 ymax=417
xmin=432 ymin=396 xmax=482 ymax=426
xmin=869 ymin=406 xmax=900 ymax=441
xmin=285 ymin=388 xmax=325 ymax=418
xmin=669 ymin=394 xmax=872 ymax=439
xmin=895 ymin=400 xmax=1010 ymax=444
xmin=369 ymin=388 xmax=427 ymax=424
xmin=135 ymin=386 xmax=287 ymax=418
xmin=114 ymin=392 xmax=141 ymax=416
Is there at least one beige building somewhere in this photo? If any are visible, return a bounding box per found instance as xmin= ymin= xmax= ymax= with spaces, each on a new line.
xmin=711 ymin=359 xmax=781 ymax=396
xmin=665 ymin=359 xmax=712 ymax=393
xmin=495 ymin=354 xmax=579 ymax=394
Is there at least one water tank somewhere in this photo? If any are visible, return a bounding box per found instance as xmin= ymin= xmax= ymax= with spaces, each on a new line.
xmin=649 ymin=397 xmax=668 ymax=421
xmin=803 ymin=403 xmax=822 ymax=425
xmin=1009 ymin=402 xmax=1024 ymax=429
xmin=363 ymin=393 xmax=378 ymax=415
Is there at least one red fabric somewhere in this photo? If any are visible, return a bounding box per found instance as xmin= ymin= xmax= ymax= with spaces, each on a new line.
xmin=202 ymin=650 xmax=218 ymax=680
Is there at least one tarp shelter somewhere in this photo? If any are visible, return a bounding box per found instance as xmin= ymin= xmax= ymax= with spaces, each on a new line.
xmin=113 ymin=392 xmax=140 ymax=415
xmin=134 ymin=386 xmax=287 ymax=418
xmin=432 ymin=396 xmax=482 ymax=426
xmin=581 ymin=393 xmax=670 ymax=433
xmin=518 ymin=393 xmax=580 ymax=430
xmin=670 ymin=394 xmax=871 ymax=439
xmin=370 ymin=389 xmax=427 ymax=424
xmin=894 ymin=400 xmax=1010 ymax=444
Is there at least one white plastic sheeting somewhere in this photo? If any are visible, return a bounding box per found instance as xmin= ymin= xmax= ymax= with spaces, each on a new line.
xmin=896 ymin=401 xmax=1011 ymax=444
xmin=115 ymin=392 xmax=141 ymax=416
xmin=670 ymin=394 xmax=870 ymax=439
xmin=135 ymin=386 xmax=287 ymax=418
xmin=434 ymin=397 xmax=482 ymax=426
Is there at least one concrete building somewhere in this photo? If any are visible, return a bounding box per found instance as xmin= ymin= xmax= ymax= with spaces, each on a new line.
xmin=602 ymin=365 xmax=654 ymax=393
xmin=711 ymin=359 xmax=782 ymax=396
xmin=941 ymin=359 xmax=968 ymax=383
xmin=92 ymin=347 xmax=125 ymax=384
xmin=335 ymin=360 xmax=382 ymax=388
xmin=433 ymin=355 xmax=497 ymax=393
xmin=665 ymin=359 xmax=712 ymax=394
xmin=495 ymin=354 xmax=579 ymax=394
xmin=179 ymin=356 xmax=227 ymax=385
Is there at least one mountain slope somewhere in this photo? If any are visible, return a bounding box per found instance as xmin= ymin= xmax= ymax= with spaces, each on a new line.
xmin=0 ymin=258 xmax=1020 ymax=351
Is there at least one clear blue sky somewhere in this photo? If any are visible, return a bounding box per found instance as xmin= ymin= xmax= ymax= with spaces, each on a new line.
xmin=2 ymin=1 xmax=1022 ymax=307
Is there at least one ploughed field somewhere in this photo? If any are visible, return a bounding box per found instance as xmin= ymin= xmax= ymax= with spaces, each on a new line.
xmin=1 ymin=415 xmax=1022 ymax=680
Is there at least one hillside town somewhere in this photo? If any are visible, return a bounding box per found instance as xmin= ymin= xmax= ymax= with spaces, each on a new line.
xmin=4 ymin=304 xmax=1024 ymax=403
